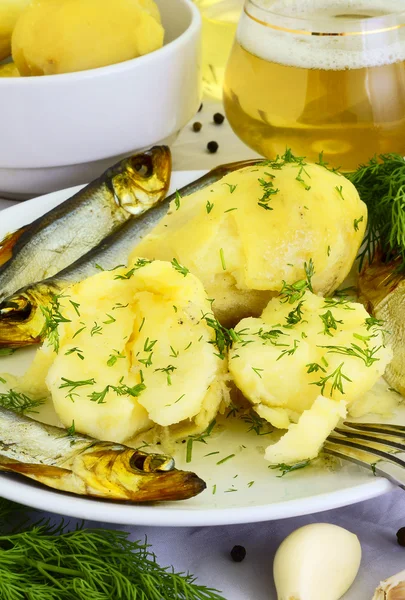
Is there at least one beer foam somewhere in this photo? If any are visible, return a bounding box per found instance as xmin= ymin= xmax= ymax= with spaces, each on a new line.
xmin=238 ymin=0 xmax=405 ymax=70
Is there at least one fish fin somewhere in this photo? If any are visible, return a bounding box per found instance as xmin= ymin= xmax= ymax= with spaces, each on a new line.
xmin=0 ymin=455 xmax=71 ymax=478
xmin=0 ymin=227 xmax=29 ymax=268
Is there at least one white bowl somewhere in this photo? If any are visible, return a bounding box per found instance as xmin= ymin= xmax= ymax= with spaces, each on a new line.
xmin=0 ymin=0 xmax=201 ymax=198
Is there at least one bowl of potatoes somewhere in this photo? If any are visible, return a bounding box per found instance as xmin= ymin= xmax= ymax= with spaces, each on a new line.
xmin=0 ymin=0 xmax=201 ymax=198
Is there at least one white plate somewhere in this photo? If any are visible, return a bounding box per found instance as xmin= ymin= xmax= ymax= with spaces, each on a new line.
xmin=0 ymin=172 xmax=395 ymax=526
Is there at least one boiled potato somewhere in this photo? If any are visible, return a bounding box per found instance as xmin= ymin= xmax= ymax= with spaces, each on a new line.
xmin=133 ymin=158 xmax=367 ymax=326
xmin=229 ymin=290 xmax=392 ymax=462
xmin=265 ymin=396 xmax=347 ymax=464
xmin=0 ymin=0 xmax=30 ymax=61
xmin=0 ymin=62 xmax=19 ymax=77
xmin=12 ymin=0 xmax=164 ymax=76
xmin=20 ymin=260 xmax=228 ymax=444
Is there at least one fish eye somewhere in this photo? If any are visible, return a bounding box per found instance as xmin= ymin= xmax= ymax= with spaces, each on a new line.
xmin=129 ymin=156 xmax=153 ymax=178
xmin=130 ymin=451 xmax=175 ymax=473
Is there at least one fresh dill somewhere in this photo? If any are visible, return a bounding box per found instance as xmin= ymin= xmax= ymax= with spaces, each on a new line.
xmin=322 ymin=297 xmax=355 ymax=311
xmin=144 ymin=338 xmax=157 ymax=352
xmin=365 ymin=316 xmax=385 ymax=330
xmin=286 ymin=300 xmax=305 ymax=325
xmin=270 ymin=460 xmax=311 ymax=477
xmin=223 ymin=183 xmax=237 ymax=193
xmin=169 ymin=346 xmax=179 ymax=358
xmin=64 ymin=346 xmax=84 ymax=360
xmin=154 ymin=364 xmax=177 ymax=385
xmin=252 ymin=367 xmax=264 ymax=378
xmin=186 ymin=419 xmax=216 ymax=463
xmin=69 ymin=300 xmax=81 ymax=316
xmin=306 ymin=362 xmax=326 ymax=374
xmin=112 ymin=302 xmax=129 ymax=310
xmin=174 ymin=190 xmax=181 ymax=210
xmin=0 ymin=389 xmax=44 ymax=414
xmin=171 ymin=258 xmax=189 ymax=277
xmin=59 ymin=377 xmax=96 ymax=395
xmin=40 ymin=293 xmax=71 ymax=353
xmin=113 ymin=258 xmax=152 ymax=280
xmin=206 ymin=200 xmax=214 ymax=214
xmin=66 ymin=420 xmax=75 ymax=436
xmin=296 ymin=165 xmax=311 ymax=191
xmin=354 ymin=215 xmax=364 ymax=232
xmin=103 ymin=314 xmax=116 ymax=325
xmin=310 ymin=362 xmax=352 ymax=396
xmin=319 ymin=342 xmax=382 ymax=367
xmin=241 ymin=410 xmax=272 ymax=436
xmin=279 ymin=279 xmax=308 ymax=304
xmin=204 ymin=315 xmax=233 ymax=359
xmin=107 ymin=350 xmax=126 ymax=367
xmin=216 ymin=454 xmax=235 ymax=465
xmin=90 ymin=322 xmax=103 ymax=336
xmin=277 ymin=339 xmax=300 ymax=361
xmin=346 ymin=153 xmax=405 ymax=271
xmin=319 ymin=310 xmax=343 ymax=337
xmin=219 ymin=248 xmax=226 ymax=270
xmin=304 ymin=258 xmax=315 ymax=292
xmin=335 ymin=185 xmax=344 ymax=200
xmin=0 ymin=503 xmax=226 ymax=600
xmin=258 ymin=172 xmax=279 ymax=210
xmin=72 ymin=323 xmax=86 ymax=338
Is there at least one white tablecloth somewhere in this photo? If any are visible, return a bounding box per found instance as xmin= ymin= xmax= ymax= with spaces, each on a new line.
xmin=1 ymin=100 xmax=404 ymax=599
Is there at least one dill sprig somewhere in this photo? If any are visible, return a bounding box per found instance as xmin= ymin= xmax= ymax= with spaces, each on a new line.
xmin=270 ymin=460 xmax=311 ymax=477
xmin=241 ymin=410 xmax=273 ymax=436
xmin=0 ymin=389 xmax=45 ymax=414
xmin=0 ymin=500 xmax=225 ymax=600
xmin=40 ymin=294 xmax=71 ymax=353
xmin=186 ymin=419 xmax=216 ymax=463
xmin=346 ymin=153 xmax=405 ymax=271
xmin=310 ymin=362 xmax=352 ymax=396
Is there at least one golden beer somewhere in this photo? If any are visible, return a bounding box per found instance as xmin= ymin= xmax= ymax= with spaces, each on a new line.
xmin=223 ymin=1 xmax=405 ymax=170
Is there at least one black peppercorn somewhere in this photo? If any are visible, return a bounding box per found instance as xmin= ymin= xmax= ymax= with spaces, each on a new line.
xmin=207 ymin=141 xmax=219 ymax=153
xmin=213 ymin=112 xmax=225 ymax=125
xmin=396 ymin=528 xmax=405 ymax=546
xmin=198 ymin=102 xmax=203 ymax=112
xmin=230 ymin=545 xmax=246 ymax=562
xmin=192 ymin=121 xmax=202 ymax=132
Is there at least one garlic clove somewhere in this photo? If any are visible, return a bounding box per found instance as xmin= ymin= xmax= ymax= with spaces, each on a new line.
xmin=372 ymin=570 xmax=405 ymax=600
xmin=273 ymin=523 xmax=361 ymax=600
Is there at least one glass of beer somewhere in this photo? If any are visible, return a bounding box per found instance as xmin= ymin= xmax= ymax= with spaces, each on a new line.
xmin=223 ymin=1 xmax=405 ymax=170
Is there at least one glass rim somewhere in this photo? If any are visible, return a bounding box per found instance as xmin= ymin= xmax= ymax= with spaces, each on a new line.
xmin=246 ymin=0 xmax=405 ymax=36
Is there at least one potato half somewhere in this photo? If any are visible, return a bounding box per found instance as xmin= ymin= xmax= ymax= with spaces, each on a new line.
xmin=19 ymin=260 xmax=229 ymax=444
xmin=133 ymin=159 xmax=367 ymax=326
xmin=228 ymin=290 xmax=392 ymax=463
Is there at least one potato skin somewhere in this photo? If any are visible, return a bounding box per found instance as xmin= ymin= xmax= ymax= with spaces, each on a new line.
xmin=12 ymin=0 xmax=164 ymax=76
xmin=133 ymin=162 xmax=367 ymax=326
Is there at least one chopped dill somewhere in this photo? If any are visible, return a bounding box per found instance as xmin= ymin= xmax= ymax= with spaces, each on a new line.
xmin=277 ymin=339 xmax=300 ymax=361
xmin=285 ymin=301 xmax=305 ymax=325
xmin=219 ymin=248 xmax=226 ymax=270
xmin=0 ymin=389 xmax=45 ymax=414
xmin=354 ymin=215 xmax=364 ymax=232
xmin=69 ymin=300 xmax=81 ymax=316
xmin=223 ymin=183 xmax=237 ymax=193
xmin=319 ymin=342 xmax=382 ymax=367
xmin=107 ymin=350 xmax=126 ymax=367
xmin=154 ymin=364 xmax=177 ymax=385
xmin=66 ymin=420 xmax=75 ymax=436
xmin=113 ymin=258 xmax=152 ymax=280
xmin=64 ymin=346 xmax=84 ymax=360
xmin=241 ymin=411 xmax=272 ymax=436
xmin=310 ymin=362 xmax=352 ymax=396
xmin=171 ymin=258 xmax=189 ymax=277
xmin=206 ymin=200 xmax=214 ymax=214
xmin=252 ymin=367 xmax=264 ymax=378
xmin=335 ymin=185 xmax=344 ymax=200
xmin=270 ymin=460 xmax=311 ymax=477
xmin=90 ymin=322 xmax=103 ymax=337
xmin=319 ymin=310 xmax=343 ymax=337
xmin=186 ymin=419 xmax=216 ymax=463
xmin=216 ymin=454 xmax=235 ymax=465
xmin=40 ymin=293 xmax=71 ymax=353
xmin=103 ymin=314 xmax=116 ymax=325
xmin=174 ymin=190 xmax=181 ymax=210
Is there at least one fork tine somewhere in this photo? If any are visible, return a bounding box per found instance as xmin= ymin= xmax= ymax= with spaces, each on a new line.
xmin=343 ymin=421 xmax=405 ymax=437
xmin=334 ymin=427 xmax=405 ymax=452
xmin=327 ymin=435 xmax=405 ymax=469
xmin=323 ymin=443 xmax=404 ymax=488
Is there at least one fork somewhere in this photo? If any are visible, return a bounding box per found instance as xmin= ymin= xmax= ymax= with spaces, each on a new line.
xmin=324 ymin=421 xmax=405 ymax=489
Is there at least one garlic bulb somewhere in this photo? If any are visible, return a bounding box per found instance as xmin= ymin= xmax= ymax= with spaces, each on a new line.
xmin=372 ymin=570 xmax=405 ymax=599
xmin=273 ymin=523 xmax=362 ymax=600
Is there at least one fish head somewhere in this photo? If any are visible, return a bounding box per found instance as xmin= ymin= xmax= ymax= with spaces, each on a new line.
xmin=0 ymin=282 xmax=62 ymax=348
xmin=109 ymin=146 xmax=172 ymax=215
xmin=73 ymin=444 xmax=206 ymax=502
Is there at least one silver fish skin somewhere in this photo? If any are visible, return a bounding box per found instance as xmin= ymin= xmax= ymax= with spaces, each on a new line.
xmin=0 ymin=407 xmax=206 ymax=501
xmin=0 ymin=158 xmax=258 ymax=347
xmin=0 ymin=146 xmax=171 ymax=302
